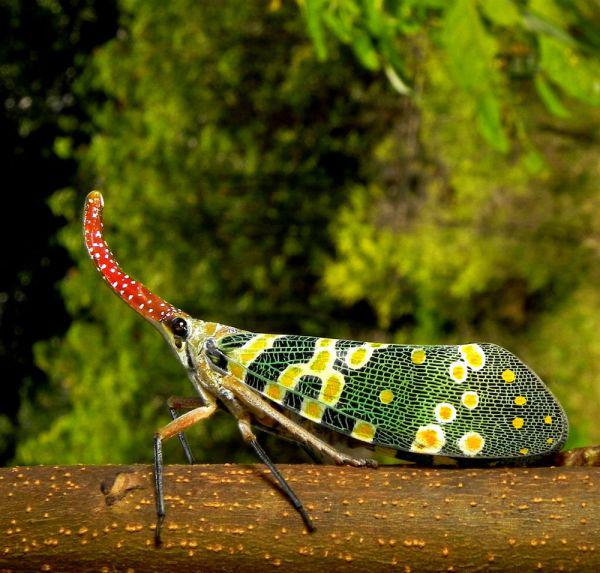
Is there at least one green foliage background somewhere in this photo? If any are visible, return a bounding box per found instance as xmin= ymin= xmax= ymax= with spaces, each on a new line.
xmin=14 ymin=0 xmax=600 ymax=464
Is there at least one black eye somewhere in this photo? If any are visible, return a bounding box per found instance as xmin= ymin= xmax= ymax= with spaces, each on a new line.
xmin=171 ymin=317 xmax=189 ymax=339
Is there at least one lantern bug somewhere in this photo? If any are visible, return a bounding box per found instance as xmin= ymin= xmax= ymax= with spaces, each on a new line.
xmin=83 ymin=191 xmax=568 ymax=544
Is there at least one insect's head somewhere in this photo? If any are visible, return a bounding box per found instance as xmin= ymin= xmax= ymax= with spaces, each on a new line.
xmin=83 ymin=191 xmax=207 ymax=369
xmin=159 ymin=313 xmax=212 ymax=371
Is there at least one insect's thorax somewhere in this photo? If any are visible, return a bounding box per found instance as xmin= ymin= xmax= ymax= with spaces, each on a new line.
xmin=181 ymin=320 xmax=242 ymax=393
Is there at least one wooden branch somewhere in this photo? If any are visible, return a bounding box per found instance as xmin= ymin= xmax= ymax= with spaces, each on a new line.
xmin=1 ymin=451 xmax=598 ymax=572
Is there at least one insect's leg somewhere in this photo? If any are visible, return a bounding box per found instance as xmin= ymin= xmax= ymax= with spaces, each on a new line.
xmin=154 ymin=397 xmax=217 ymax=546
xmin=234 ymin=407 xmax=315 ymax=532
xmin=166 ymin=396 xmax=205 ymax=465
xmin=210 ymin=383 xmax=315 ymax=530
xmin=252 ymin=419 xmax=325 ymax=464
xmin=300 ymin=444 xmax=324 ymax=464
xmin=201 ymin=344 xmax=376 ymax=467
xmin=220 ymin=374 xmax=378 ymax=468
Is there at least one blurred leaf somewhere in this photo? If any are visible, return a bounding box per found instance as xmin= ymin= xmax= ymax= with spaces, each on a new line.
xmin=296 ymin=0 xmax=599 ymax=154
xmin=539 ymin=35 xmax=600 ymax=106
xmin=53 ymin=136 xmax=73 ymax=159
xmin=442 ymin=0 xmax=509 ymax=150
xmin=535 ymin=75 xmax=571 ymax=118
xmin=477 ymin=92 xmax=509 ymax=152
xmin=528 ymin=0 xmax=572 ymax=32
xmin=443 ymin=0 xmax=497 ymax=92
xmin=362 ymin=0 xmax=384 ymax=36
xmin=479 ymin=0 xmax=520 ymax=26
xmin=350 ymin=29 xmax=380 ymax=71
xmin=523 ymin=12 xmax=577 ymax=48
xmin=303 ymin=0 xmax=328 ymax=60
xmin=522 ymin=149 xmax=545 ymax=175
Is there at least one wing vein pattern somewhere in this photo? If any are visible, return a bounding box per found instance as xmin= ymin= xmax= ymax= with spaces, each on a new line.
xmin=216 ymin=333 xmax=568 ymax=460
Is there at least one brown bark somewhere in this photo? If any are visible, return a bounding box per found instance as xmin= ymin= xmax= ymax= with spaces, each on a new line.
xmin=0 ymin=452 xmax=598 ymax=572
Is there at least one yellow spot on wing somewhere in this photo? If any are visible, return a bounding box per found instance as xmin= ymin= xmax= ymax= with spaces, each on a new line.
xmin=449 ymin=360 xmax=468 ymax=383
xmin=544 ymin=415 xmax=552 ymax=425
xmin=546 ymin=437 xmax=554 ymax=445
xmin=379 ymin=389 xmax=394 ymax=405
xmin=512 ymin=417 xmax=524 ymax=429
xmin=351 ymin=347 xmax=367 ymax=364
xmin=237 ymin=334 xmax=281 ymax=364
xmin=458 ymin=431 xmax=485 ymax=456
xmin=460 ymin=344 xmax=485 ymax=371
xmin=344 ymin=344 xmax=374 ymax=369
xmin=434 ymin=403 xmax=456 ymax=423
xmin=278 ymin=365 xmax=304 ymax=389
xmin=519 ymin=448 xmax=529 ymax=455
xmin=309 ymin=350 xmax=333 ymax=372
xmin=351 ymin=421 xmax=377 ymax=443
xmin=264 ymin=383 xmax=285 ymax=404
xmin=319 ymin=372 xmax=345 ymax=406
xmin=411 ymin=348 xmax=426 ymax=365
xmin=348 ymin=347 xmax=365 ymax=366
xmin=238 ymin=338 xmax=267 ymax=363
xmin=205 ymin=322 xmax=218 ymax=336
xmin=502 ymin=369 xmax=516 ymax=383
xmin=461 ymin=391 xmax=479 ymax=410
xmin=514 ymin=396 xmax=527 ymax=406
xmin=229 ymin=362 xmax=245 ymax=380
xmin=301 ymin=399 xmax=324 ymax=423
xmin=410 ymin=424 xmax=445 ymax=454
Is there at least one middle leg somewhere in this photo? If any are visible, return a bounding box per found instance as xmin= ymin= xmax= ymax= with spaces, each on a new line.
xmin=237 ymin=414 xmax=315 ymax=531
xmin=220 ymin=374 xmax=378 ymax=468
xmin=215 ymin=385 xmax=316 ymax=532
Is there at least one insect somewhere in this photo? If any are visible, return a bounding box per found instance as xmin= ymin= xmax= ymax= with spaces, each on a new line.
xmin=83 ymin=191 xmax=568 ymax=544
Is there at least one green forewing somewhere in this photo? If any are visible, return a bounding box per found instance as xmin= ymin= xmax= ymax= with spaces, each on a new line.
xmin=216 ymin=333 xmax=568 ymax=459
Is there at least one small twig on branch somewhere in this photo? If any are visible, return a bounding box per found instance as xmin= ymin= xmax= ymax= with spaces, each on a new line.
xmin=553 ymin=445 xmax=600 ymax=467
xmin=0 ymin=446 xmax=598 ymax=572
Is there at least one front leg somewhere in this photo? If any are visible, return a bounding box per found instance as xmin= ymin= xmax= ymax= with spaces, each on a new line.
xmin=166 ymin=396 xmax=205 ymax=465
xmin=154 ymin=396 xmax=217 ymax=546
